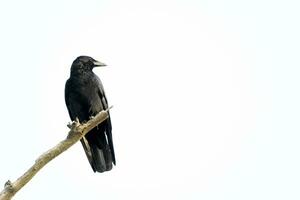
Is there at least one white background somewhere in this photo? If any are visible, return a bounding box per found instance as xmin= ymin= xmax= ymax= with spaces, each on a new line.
xmin=0 ymin=0 xmax=300 ymax=199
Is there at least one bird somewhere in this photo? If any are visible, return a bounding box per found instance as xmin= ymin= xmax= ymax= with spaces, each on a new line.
xmin=65 ymin=56 xmax=115 ymax=173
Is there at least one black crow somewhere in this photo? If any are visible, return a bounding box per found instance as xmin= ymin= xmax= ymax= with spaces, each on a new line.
xmin=65 ymin=56 xmax=115 ymax=173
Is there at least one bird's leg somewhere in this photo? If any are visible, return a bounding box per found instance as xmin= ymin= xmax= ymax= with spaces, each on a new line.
xmin=88 ymin=115 xmax=99 ymax=129
xmin=67 ymin=117 xmax=81 ymax=129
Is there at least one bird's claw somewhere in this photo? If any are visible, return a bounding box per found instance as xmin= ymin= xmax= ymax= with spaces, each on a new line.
xmin=67 ymin=118 xmax=81 ymax=129
xmin=67 ymin=122 xmax=72 ymax=129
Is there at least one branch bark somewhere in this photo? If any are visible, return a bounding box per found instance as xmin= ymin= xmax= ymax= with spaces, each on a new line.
xmin=0 ymin=107 xmax=112 ymax=200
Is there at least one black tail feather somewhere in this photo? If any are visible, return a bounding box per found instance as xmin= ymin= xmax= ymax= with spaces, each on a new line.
xmin=82 ymin=124 xmax=115 ymax=173
xmin=106 ymin=117 xmax=116 ymax=165
xmin=90 ymin=143 xmax=106 ymax=172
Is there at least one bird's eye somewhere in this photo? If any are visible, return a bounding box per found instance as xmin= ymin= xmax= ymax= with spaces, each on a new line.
xmin=87 ymin=60 xmax=93 ymax=66
xmin=89 ymin=60 xmax=96 ymax=68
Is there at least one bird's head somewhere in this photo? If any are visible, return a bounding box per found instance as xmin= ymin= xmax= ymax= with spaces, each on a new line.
xmin=70 ymin=56 xmax=106 ymax=74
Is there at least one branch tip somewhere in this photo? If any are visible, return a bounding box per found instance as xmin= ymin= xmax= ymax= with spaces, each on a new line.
xmin=4 ymin=180 xmax=14 ymax=193
xmin=106 ymin=105 xmax=113 ymax=111
xmin=4 ymin=180 xmax=11 ymax=188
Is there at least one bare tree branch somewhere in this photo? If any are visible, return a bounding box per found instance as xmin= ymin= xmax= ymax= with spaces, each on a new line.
xmin=0 ymin=107 xmax=112 ymax=200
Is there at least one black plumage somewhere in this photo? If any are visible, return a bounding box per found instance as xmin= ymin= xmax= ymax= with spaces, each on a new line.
xmin=65 ymin=56 xmax=115 ymax=172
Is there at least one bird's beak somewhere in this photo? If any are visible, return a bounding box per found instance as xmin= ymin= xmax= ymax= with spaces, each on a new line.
xmin=93 ymin=60 xmax=106 ymax=67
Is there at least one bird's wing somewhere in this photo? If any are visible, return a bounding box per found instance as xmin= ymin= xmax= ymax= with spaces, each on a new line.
xmin=96 ymin=76 xmax=116 ymax=164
